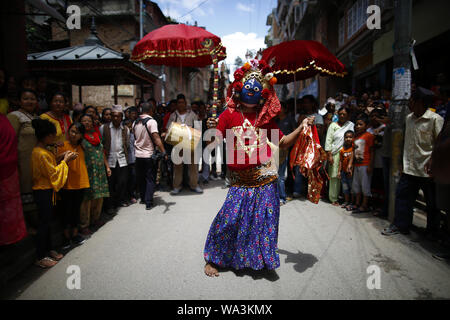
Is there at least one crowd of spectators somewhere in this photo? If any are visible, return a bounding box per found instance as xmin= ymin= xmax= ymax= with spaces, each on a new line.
xmin=277 ymin=87 xmax=449 ymax=260
xmin=0 ymin=68 xmax=449 ymax=266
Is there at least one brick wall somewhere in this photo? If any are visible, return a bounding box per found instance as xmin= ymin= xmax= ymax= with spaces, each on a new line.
xmin=71 ymin=85 xmax=136 ymax=108
xmin=69 ymin=18 xmax=136 ymax=53
xmin=60 ymin=17 xmax=140 ymax=107
xmin=50 ymin=2 xmax=213 ymax=106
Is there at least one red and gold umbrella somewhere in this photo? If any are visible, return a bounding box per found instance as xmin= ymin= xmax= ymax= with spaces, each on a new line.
xmin=261 ymin=40 xmax=347 ymax=84
xmin=131 ymin=24 xmax=226 ymax=67
xmin=131 ymin=24 xmax=226 ymax=116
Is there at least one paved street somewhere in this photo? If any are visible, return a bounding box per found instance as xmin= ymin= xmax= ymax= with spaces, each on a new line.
xmin=11 ymin=180 xmax=450 ymax=300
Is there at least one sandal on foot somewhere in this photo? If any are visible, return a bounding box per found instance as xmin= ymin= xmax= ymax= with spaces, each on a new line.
xmin=352 ymin=207 xmax=371 ymax=214
xmin=373 ymin=209 xmax=386 ymax=217
xmin=35 ymin=257 xmax=57 ymax=268
xmin=340 ymin=202 xmax=349 ymax=208
xmin=49 ymin=250 xmax=63 ymax=261
xmin=346 ymin=205 xmax=357 ymax=211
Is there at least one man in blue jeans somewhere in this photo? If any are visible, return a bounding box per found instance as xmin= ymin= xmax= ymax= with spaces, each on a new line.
xmin=382 ymin=88 xmax=444 ymax=236
xmin=276 ymin=103 xmax=297 ymax=204
xmin=132 ymin=103 xmax=168 ymax=210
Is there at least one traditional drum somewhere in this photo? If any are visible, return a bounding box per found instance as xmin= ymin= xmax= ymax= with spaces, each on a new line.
xmin=165 ymin=122 xmax=202 ymax=151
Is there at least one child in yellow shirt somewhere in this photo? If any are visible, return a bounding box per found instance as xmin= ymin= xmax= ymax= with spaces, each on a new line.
xmin=31 ymin=119 xmax=77 ymax=268
xmin=58 ymin=122 xmax=90 ymax=250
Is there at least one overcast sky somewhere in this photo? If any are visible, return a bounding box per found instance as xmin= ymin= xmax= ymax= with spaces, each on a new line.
xmin=152 ymin=0 xmax=276 ymax=76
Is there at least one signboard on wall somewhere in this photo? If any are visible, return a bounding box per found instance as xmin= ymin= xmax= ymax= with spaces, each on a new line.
xmin=110 ymin=85 xmax=134 ymax=96
xmin=392 ymin=68 xmax=411 ymax=100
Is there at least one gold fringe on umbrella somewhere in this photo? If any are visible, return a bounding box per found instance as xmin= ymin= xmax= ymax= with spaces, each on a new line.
xmin=131 ymin=43 xmax=226 ymax=62
xmin=273 ymin=60 xmax=347 ymax=78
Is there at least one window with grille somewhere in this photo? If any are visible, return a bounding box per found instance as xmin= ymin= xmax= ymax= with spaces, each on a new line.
xmin=339 ymin=17 xmax=345 ymax=47
xmin=347 ymin=0 xmax=370 ymax=39
xmin=374 ymin=0 xmax=386 ymax=10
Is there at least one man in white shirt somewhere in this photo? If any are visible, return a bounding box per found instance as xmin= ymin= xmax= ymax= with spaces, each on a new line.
xmin=382 ymin=87 xmax=444 ymax=236
xmin=166 ymin=94 xmax=203 ymax=195
xmin=102 ymin=105 xmax=130 ymax=213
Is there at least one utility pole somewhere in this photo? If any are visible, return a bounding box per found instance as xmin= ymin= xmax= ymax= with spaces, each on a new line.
xmin=388 ymin=0 xmax=413 ymax=222
xmin=139 ymin=0 xmax=143 ymax=40
xmin=139 ymin=0 xmax=145 ymax=102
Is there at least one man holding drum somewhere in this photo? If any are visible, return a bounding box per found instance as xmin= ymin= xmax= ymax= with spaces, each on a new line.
xmin=166 ymin=94 xmax=203 ymax=195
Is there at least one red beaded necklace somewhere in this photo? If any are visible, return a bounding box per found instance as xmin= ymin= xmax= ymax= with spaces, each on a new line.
xmin=84 ymin=129 xmax=101 ymax=146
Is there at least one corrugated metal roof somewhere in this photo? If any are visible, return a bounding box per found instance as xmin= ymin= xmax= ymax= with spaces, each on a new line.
xmin=28 ymin=45 xmax=123 ymax=61
xmin=27 ymin=17 xmax=159 ymax=84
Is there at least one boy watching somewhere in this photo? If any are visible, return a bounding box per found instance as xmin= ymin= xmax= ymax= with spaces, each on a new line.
xmin=350 ymin=114 xmax=374 ymax=213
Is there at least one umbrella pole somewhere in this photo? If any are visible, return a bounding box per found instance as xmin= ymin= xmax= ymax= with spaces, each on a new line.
xmin=179 ymin=58 xmax=183 ymax=95
xmin=294 ymin=73 xmax=297 ymax=117
xmin=211 ymin=51 xmax=219 ymax=118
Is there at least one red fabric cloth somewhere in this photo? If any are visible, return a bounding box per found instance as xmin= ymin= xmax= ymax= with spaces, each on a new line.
xmin=311 ymin=124 xmax=320 ymax=145
xmin=216 ymin=108 xmax=284 ymax=171
xmin=0 ymin=114 xmax=18 ymax=180
xmin=0 ymin=115 xmax=27 ymax=245
xmin=131 ymin=24 xmax=227 ymax=67
xmin=289 ymin=125 xmax=327 ymax=204
xmin=261 ymin=40 xmax=347 ymax=84
xmin=163 ymin=112 xmax=172 ymax=131
xmin=0 ymin=168 xmax=27 ymax=245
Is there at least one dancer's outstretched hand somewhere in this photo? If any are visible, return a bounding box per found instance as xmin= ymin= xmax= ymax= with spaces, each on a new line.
xmin=301 ymin=116 xmax=315 ymax=127
xmin=207 ymin=117 xmax=218 ymax=129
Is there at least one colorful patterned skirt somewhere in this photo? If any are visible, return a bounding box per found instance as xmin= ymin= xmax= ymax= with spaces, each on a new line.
xmin=204 ymin=164 xmax=280 ymax=270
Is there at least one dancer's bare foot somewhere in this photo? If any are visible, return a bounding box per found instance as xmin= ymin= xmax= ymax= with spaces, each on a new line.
xmin=204 ymin=263 xmax=219 ymax=277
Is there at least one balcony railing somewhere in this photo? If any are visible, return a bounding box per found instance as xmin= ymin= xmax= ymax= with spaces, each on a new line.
xmin=277 ymin=0 xmax=291 ymax=22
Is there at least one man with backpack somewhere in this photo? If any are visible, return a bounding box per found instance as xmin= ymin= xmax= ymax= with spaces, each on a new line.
xmin=133 ymin=102 xmax=167 ymax=210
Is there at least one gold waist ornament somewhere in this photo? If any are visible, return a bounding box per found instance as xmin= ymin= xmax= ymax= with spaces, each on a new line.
xmin=229 ymin=161 xmax=278 ymax=188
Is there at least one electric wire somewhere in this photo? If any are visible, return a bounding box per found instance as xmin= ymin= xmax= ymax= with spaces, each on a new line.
xmin=177 ymin=0 xmax=210 ymax=21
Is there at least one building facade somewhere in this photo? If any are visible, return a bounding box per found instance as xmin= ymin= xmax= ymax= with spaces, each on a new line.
xmin=266 ymin=0 xmax=450 ymax=105
xmin=47 ymin=0 xmax=214 ymax=107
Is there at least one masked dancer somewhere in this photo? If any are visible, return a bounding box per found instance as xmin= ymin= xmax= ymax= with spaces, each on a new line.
xmin=204 ymin=59 xmax=314 ymax=277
